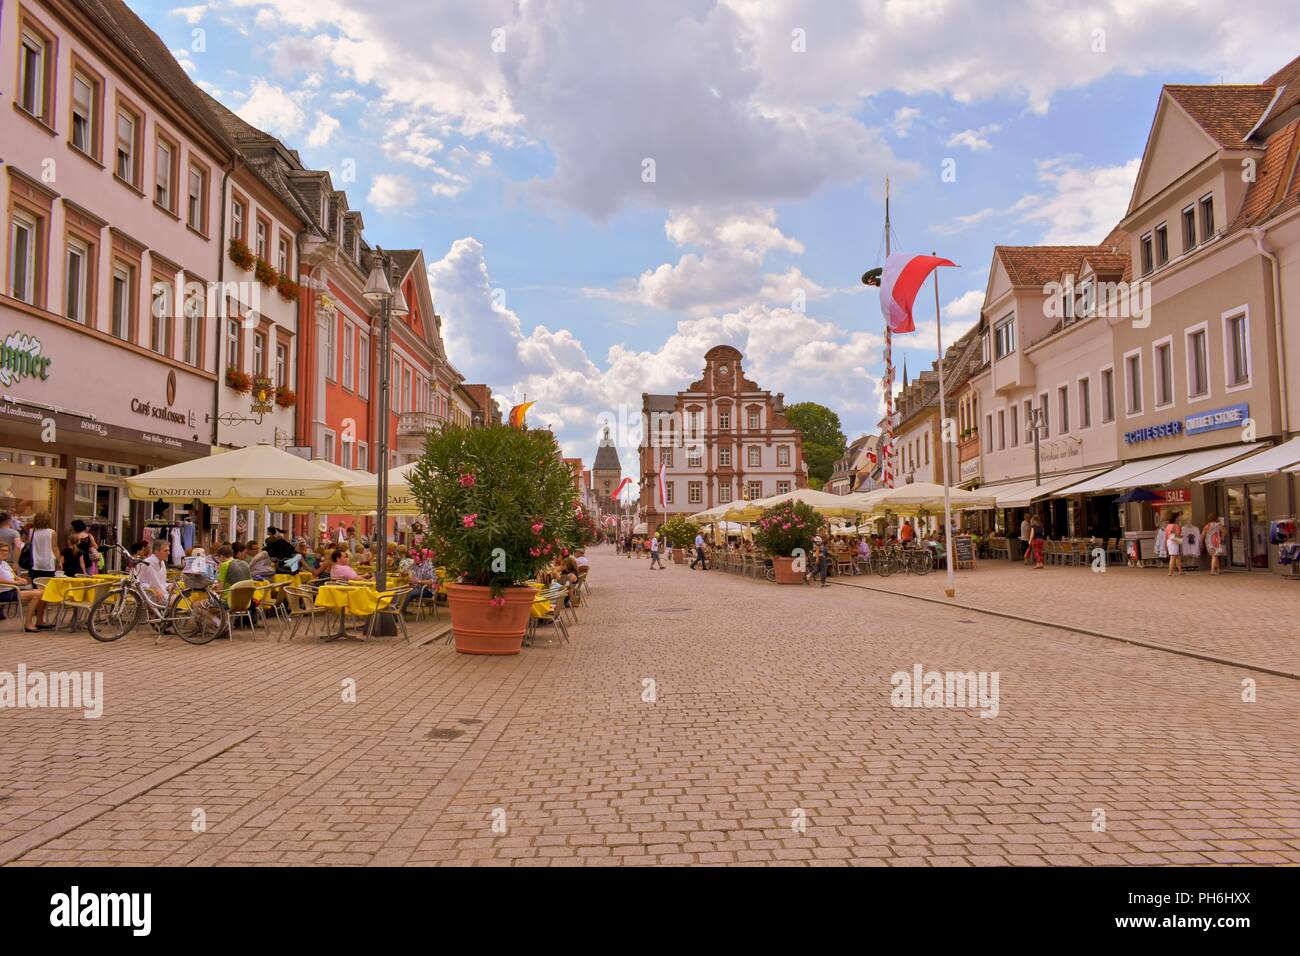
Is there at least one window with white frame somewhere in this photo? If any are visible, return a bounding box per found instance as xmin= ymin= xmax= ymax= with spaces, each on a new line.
xmin=184 ymin=289 xmax=202 ymax=367
xmin=1186 ymin=325 xmax=1209 ymax=398
xmin=1182 ymin=205 xmax=1197 ymax=253
xmin=275 ymin=343 xmax=287 ymax=388
xmin=231 ymin=199 xmax=245 ymax=243
xmin=278 ymin=237 xmax=289 ymax=275
xmin=8 ymin=212 xmax=38 ymax=304
xmin=323 ymin=430 xmax=335 ymax=464
xmin=1078 ymin=376 xmax=1091 ymax=428
xmin=1140 ymin=233 xmax=1154 ymax=276
xmin=1153 ymin=338 xmax=1174 ymax=408
xmin=1039 ymin=392 xmax=1050 ymax=434
xmin=252 ymin=331 xmax=266 ymax=377
xmin=747 ymin=480 xmax=762 ymax=500
xmin=718 ymin=409 xmax=730 ymax=429
xmin=661 ymin=448 xmax=672 ymax=467
xmin=187 ymin=164 xmax=207 ymax=231
xmin=342 ymin=324 xmax=354 ymax=389
xmin=1224 ymin=312 xmax=1250 ymax=389
xmin=687 ymin=446 xmax=702 ymax=468
xmin=777 ymin=445 xmax=790 ymax=467
xmin=1101 ymin=367 xmax=1115 ymax=423
xmin=664 ymin=482 xmax=674 ymax=504
xmin=1200 ymin=194 xmax=1215 ymax=242
xmin=115 ymin=107 xmax=139 ymax=185
xmin=1125 ymin=352 xmax=1143 ymax=415
xmin=997 ymin=409 xmax=1005 ymax=450
xmin=1154 ymin=222 xmax=1169 ymax=267
xmin=747 ymin=446 xmax=761 ymax=467
xmin=719 ymin=447 xmax=731 ymax=467
xmin=776 ymin=480 xmax=791 ymax=495
xmin=340 ymin=438 xmax=353 ymax=469
xmin=324 ymin=316 xmax=336 ymax=380
xmin=256 ymin=221 xmax=268 ymax=261
xmin=155 ymin=140 xmax=174 ymax=209
xmin=151 ymin=282 xmax=172 ymax=356
xmin=1058 ymin=385 xmax=1070 ymax=434
xmin=994 ymin=315 xmax=1015 ymax=358
xmin=688 ymin=482 xmax=702 ymax=504
xmin=65 ymin=239 xmax=89 ymax=323
xmin=1009 ymin=404 xmax=1019 ymax=447
xmin=403 ymin=368 xmax=412 ymax=412
xmin=358 ymin=333 xmax=369 ymax=398
xmin=718 ymin=484 xmax=732 ymax=503
xmin=225 ymin=317 xmax=240 ymax=369
xmin=747 ymin=409 xmax=760 ymax=430
xmin=1022 ymin=400 xmax=1034 ymax=443
xmin=111 ymin=265 xmax=133 ymax=340
xmin=357 ymin=443 xmax=368 ymax=473
xmin=18 ymin=27 xmax=49 ymax=120
xmin=985 ymin=413 xmax=993 ymax=453
xmin=71 ymin=72 xmax=96 ymax=155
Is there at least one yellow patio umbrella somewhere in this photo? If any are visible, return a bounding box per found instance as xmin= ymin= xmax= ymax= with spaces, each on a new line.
xmin=848 ymin=482 xmax=995 ymax=514
xmin=725 ymin=488 xmax=867 ymax=522
xmin=125 ymin=444 xmax=346 ymax=507
xmin=340 ymin=461 xmax=424 ymax=515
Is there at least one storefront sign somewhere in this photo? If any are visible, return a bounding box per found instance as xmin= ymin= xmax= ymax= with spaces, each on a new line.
xmin=130 ymin=398 xmax=197 ymax=428
xmin=1185 ymin=402 xmax=1249 ymax=436
xmin=1159 ymin=487 xmax=1191 ymax=506
xmin=959 ymin=456 xmax=980 ymax=482
xmin=0 ymin=331 xmax=52 ymax=387
xmin=1124 ymin=420 xmax=1182 ymax=444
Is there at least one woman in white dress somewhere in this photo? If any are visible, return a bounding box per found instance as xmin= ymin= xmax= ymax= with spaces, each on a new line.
xmin=28 ymin=512 xmax=57 ymax=580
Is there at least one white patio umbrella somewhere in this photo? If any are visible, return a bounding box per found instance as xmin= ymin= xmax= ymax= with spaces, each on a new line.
xmin=726 ymin=488 xmax=868 ymax=522
xmin=340 ymin=461 xmax=424 ymax=515
xmin=125 ymin=444 xmax=345 ymax=507
xmin=849 ymin=482 xmax=995 ymax=514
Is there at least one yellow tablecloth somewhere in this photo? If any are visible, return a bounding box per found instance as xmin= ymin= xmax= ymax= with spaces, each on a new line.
xmin=314 ymin=584 xmax=397 ymax=615
xmin=40 ymin=575 xmax=123 ymax=604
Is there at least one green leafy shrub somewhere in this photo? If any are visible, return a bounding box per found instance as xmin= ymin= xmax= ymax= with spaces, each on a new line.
xmin=753 ymin=500 xmax=819 ymax=556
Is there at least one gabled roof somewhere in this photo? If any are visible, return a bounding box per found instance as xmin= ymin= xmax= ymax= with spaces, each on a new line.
xmin=1229 ymin=118 xmax=1300 ymax=232
xmin=1163 ymin=85 xmax=1279 ymax=148
xmin=993 ymin=246 xmax=1093 ymax=287
xmin=593 ymin=443 xmax=622 ymax=472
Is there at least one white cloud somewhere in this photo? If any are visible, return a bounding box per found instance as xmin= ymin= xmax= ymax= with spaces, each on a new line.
xmin=234 ymin=79 xmax=307 ymax=137
xmin=169 ymin=5 xmax=208 ymax=26
xmin=1017 ymin=157 xmax=1141 ymax=244
xmin=891 ymin=106 xmax=922 ymax=137
xmin=430 ymin=236 xmax=887 ymax=460
xmin=367 ymin=173 xmax=413 ymax=212
xmin=306 ymin=111 xmax=340 ymax=147
xmin=945 ymin=290 xmax=985 ymax=319
xmin=946 ymin=125 xmax=1000 ymax=152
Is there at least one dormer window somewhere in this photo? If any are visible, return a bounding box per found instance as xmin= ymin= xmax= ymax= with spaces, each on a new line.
xmin=1080 ymin=279 xmax=1095 ymax=318
xmin=1062 ymin=286 xmax=1074 ymax=325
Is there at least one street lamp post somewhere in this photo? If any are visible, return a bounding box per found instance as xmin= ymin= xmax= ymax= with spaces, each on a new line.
xmin=363 ymin=249 xmax=409 ymax=598
xmin=1030 ymin=405 xmax=1046 ymax=487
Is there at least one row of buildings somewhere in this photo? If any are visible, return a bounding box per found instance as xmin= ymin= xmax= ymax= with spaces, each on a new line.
xmin=857 ymin=52 xmax=1300 ymax=574
xmin=0 ymin=0 xmax=502 ymax=550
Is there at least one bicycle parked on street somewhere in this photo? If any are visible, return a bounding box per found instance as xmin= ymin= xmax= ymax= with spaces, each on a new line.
xmin=88 ymin=546 xmax=230 ymax=644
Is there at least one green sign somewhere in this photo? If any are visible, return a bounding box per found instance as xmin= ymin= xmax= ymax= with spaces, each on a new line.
xmin=0 ymin=332 xmax=52 ymax=387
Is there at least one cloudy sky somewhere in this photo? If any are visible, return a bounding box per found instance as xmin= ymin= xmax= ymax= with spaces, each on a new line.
xmin=149 ymin=0 xmax=1300 ymax=473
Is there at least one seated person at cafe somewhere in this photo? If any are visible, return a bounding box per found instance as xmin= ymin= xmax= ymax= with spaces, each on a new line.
xmin=1 ymin=541 xmax=53 ymax=631
xmin=248 ymin=549 xmax=276 ymax=581
xmin=264 ymin=527 xmax=297 ymax=569
xmin=402 ymin=550 xmax=439 ymax=609
xmin=138 ymin=539 xmax=171 ymax=606
xmin=329 ymin=550 xmax=365 ymax=581
xmin=216 ymin=544 xmax=252 ymax=588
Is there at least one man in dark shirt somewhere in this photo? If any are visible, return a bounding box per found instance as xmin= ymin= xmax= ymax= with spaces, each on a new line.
xmin=264 ymin=527 xmax=296 ymax=568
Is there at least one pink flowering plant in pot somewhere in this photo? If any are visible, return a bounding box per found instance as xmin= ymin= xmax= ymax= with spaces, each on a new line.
xmin=407 ymin=424 xmax=579 ymax=654
xmin=753 ymin=500 xmax=818 ymax=556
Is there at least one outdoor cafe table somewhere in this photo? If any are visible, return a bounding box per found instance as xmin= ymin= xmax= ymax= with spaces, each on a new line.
xmin=313 ymin=582 xmax=400 ymax=640
xmin=38 ymin=574 xmax=124 ymax=630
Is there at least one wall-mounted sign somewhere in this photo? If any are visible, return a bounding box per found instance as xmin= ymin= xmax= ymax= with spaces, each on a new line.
xmin=1158 ymin=487 xmax=1191 ymax=506
xmin=960 ymin=456 xmax=980 ymax=481
xmin=1124 ymin=420 xmax=1182 ymax=444
xmin=1185 ymin=402 xmax=1249 ymax=436
xmin=0 ymin=331 xmax=52 ymax=387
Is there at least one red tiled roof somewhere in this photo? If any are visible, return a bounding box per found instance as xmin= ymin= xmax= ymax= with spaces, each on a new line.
xmin=1264 ymin=53 xmax=1300 ymax=127
xmin=1229 ymin=118 xmax=1300 ymax=232
xmin=994 ymin=246 xmax=1092 ymax=287
xmin=1163 ymin=85 xmax=1278 ymax=147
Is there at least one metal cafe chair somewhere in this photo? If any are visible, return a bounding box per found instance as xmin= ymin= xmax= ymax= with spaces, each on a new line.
xmin=365 ymin=587 xmax=412 ymax=643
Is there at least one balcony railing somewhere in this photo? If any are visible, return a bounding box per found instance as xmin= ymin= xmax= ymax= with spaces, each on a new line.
xmin=397 ymin=411 xmax=441 ymax=437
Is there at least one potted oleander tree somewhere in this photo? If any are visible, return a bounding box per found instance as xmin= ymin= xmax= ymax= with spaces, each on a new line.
xmin=658 ymin=515 xmax=699 ymax=563
xmin=408 ymin=424 xmax=579 ymax=655
xmin=754 ymin=500 xmax=819 ymax=584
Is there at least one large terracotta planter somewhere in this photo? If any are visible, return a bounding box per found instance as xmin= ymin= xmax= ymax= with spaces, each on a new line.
xmin=445 ymin=583 xmax=535 ymax=655
xmin=771 ymin=555 xmax=805 ymax=584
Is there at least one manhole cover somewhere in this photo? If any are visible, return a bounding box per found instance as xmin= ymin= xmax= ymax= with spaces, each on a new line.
xmin=426 ymin=728 xmax=466 ymax=741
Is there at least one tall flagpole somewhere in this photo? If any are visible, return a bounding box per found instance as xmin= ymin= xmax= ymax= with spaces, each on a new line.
xmin=933 ymin=262 xmax=956 ymax=598
xmin=882 ymin=177 xmax=895 ymax=489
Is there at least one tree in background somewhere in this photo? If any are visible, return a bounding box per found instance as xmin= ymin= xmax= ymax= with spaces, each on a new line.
xmin=784 ymin=402 xmax=846 ymax=485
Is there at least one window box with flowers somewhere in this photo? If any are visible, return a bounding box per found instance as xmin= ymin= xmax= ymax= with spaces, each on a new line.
xmin=275 ymin=386 xmax=297 ymax=408
xmin=254 ymin=258 xmax=278 ymax=288
xmin=225 ymin=368 xmax=252 ymax=393
xmin=228 ymin=238 xmax=255 ymax=271
xmin=276 ymin=274 xmax=301 ymax=302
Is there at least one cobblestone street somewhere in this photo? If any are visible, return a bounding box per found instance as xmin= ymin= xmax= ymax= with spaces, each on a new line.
xmin=2 ymin=546 xmax=1298 ymax=866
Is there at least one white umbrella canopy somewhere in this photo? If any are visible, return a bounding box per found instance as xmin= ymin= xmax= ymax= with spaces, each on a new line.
xmin=727 ymin=488 xmax=868 ymax=522
xmin=340 ymin=462 xmax=424 ymax=515
xmin=125 ymin=444 xmax=346 ymax=507
xmin=849 ymin=482 xmax=995 ymax=513
xmin=690 ymin=503 xmax=733 ymax=523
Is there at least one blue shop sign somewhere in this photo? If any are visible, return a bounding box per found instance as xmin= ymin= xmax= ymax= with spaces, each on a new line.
xmin=1184 ymin=402 xmax=1249 ymax=435
xmin=1124 ymin=420 xmax=1182 ymax=444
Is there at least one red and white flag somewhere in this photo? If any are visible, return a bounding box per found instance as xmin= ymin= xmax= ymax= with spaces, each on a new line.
xmin=611 ymin=476 xmax=633 ymax=501
xmin=879 ymin=253 xmax=957 ymax=333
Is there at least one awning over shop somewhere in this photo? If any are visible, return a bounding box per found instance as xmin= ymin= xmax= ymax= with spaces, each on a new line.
xmin=1053 ymin=455 xmax=1185 ymax=496
xmin=991 ymin=468 xmax=1107 ymax=508
xmin=1195 ymin=437 xmax=1300 ymax=482
xmin=1118 ymin=445 xmax=1262 ymax=487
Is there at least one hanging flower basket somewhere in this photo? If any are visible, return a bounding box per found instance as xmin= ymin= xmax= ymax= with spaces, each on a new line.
xmin=276 ymin=274 xmax=300 ymax=302
xmin=254 ymin=258 xmax=278 ymax=288
xmin=225 ymin=367 xmax=252 ymax=393
xmin=227 ymin=238 xmax=255 ymax=271
xmin=274 ymin=386 xmax=297 ymax=408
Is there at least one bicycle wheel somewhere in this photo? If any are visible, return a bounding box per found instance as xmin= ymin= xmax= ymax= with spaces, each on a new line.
xmin=172 ymin=590 xmax=229 ymax=645
xmin=88 ymin=587 xmax=142 ymax=642
xmin=875 ymin=552 xmax=896 ymax=577
xmin=911 ymin=550 xmax=933 ymax=575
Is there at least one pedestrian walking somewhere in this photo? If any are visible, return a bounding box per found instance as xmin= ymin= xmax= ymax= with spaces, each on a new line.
xmin=1203 ymin=513 xmax=1225 ymax=575
xmin=814 ymin=536 xmax=830 ymax=587
xmin=649 ymin=534 xmax=664 ymax=569
xmin=1020 ymin=514 xmax=1032 ymax=564
xmin=1029 ymin=514 xmax=1046 ymax=569
xmin=690 ymin=531 xmax=708 ymax=570
xmin=1165 ymin=512 xmax=1184 ymax=576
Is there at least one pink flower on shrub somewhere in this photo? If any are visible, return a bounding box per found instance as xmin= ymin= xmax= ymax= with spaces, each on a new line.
xmin=543 ymin=544 xmax=552 ymax=555
xmin=459 ymin=472 xmax=476 ymax=487
xmin=529 ymin=547 xmax=541 ymax=557
xmin=782 ymin=522 xmax=791 ymax=529
xmin=490 ymin=595 xmax=506 ymax=608
xmin=531 ymin=522 xmax=544 ymax=534
xmin=561 ymin=548 xmax=569 ymax=557
xmin=462 ymin=514 xmax=478 ymax=528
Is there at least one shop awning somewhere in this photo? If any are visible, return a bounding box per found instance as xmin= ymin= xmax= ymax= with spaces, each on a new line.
xmin=1052 ymin=454 xmax=1185 ymax=495
xmin=991 ymin=468 xmax=1107 ymax=508
xmin=1118 ymin=444 xmax=1262 ymax=487
xmin=1195 ymin=437 xmax=1300 ymax=482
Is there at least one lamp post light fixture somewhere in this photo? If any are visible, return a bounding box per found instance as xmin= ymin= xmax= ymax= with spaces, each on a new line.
xmin=363 ymin=247 xmax=409 ymax=597
xmin=1029 ymin=405 xmax=1047 ymax=487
